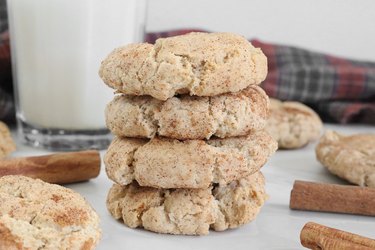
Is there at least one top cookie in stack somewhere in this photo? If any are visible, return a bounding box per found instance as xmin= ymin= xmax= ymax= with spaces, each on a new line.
xmin=100 ymin=32 xmax=277 ymax=235
xmin=100 ymin=32 xmax=267 ymax=102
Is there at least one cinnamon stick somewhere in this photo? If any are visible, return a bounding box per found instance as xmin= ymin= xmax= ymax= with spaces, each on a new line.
xmin=0 ymin=150 xmax=101 ymax=184
xmin=300 ymin=222 xmax=375 ymax=250
xmin=290 ymin=180 xmax=375 ymax=216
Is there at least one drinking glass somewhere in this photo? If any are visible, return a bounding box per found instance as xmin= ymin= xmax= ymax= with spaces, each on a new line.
xmin=7 ymin=0 xmax=147 ymax=150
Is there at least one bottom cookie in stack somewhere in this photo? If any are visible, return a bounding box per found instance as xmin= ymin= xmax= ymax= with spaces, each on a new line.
xmin=106 ymin=171 xmax=267 ymax=235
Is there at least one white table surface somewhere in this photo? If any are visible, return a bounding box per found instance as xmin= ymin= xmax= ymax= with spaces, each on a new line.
xmin=11 ymin=124 xmax=375 ymax=250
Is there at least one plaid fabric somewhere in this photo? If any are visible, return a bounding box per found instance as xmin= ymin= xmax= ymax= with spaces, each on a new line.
xmin=0 ymin=26 xmax=374 ymax=124
xmin=0 ymin=0 xmax=14 ymax=123
xmin=146 ymin=30 xmax=375 ymax=124
xmin=0 ymin=0 xmax=7 ymax=33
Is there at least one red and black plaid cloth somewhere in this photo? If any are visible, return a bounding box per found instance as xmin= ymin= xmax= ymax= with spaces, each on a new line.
xmin=0 ymin=0 xmax=14 ymax=123
xmin=1 ymin=28 xmax=374 ymax=124
xmin=147 ymin=29 xmax=375 ymax=124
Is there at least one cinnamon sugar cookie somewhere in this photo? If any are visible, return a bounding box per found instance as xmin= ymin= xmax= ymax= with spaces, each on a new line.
xmin=266 ymin=99 xmax=322 ymax=149
xmin=106 ymin=85 xmax=269 ymax=140
xmin=104 ymin=130 xmax=277 ymax=189
xmin=0 ymin=121 xmax=16 ymax=158
xmin=316 ymin=130 xmax=375 ymax=187
xmin=107 ymin=172 xmax=267 ymax=235
xmin=99 ymin=32 xmax=267 ymax=100
xmin=0 ymin=175 xmax=101 ymax=250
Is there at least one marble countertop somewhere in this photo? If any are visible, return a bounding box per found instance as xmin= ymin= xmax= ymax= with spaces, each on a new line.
xmin=11 ymin=124 xmax=375 ymax=250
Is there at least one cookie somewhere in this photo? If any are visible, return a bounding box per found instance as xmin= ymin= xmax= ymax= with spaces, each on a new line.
xmin=0 ymin=175 xmax=101 ymax=250
xmin=99 ymin=32 xmax=267 ymax=100
xmin=106 ymin=171 xmax=267 ymax=235
xmin=266 ymin=99 xmax=322 ymax=149
xmin=316 ymin=130 xmax=375 ymax=187
xmin=105 ymin=85 xmax=269 ymax=140
xmin=104 ymin=130 xmax=277 ymax=189
xmin=0 ymin=121 xmax=16 ymax=158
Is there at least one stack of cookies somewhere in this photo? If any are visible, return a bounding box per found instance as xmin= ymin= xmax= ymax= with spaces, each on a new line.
xmin=99 ymin=32 xmax=277 ymax=235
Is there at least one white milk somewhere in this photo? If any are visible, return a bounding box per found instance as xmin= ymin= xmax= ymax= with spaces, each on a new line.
xmin=8 ymin=0 xmax=145 ymax=129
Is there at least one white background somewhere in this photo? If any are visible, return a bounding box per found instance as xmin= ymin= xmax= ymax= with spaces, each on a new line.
xmin=147 ymin=0 xmax=375 ymax=61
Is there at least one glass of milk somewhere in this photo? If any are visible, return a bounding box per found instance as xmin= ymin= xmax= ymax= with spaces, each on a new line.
xmin=7 ymin=0 xmax=147 ymax=151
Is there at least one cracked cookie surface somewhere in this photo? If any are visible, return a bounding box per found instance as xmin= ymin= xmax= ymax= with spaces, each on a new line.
xmin=316 ymin=131 xmax=375 ymax=187
xmin=0 ymin=121 xmax=16 ymax=158
xmin=266 ymin=99 xmax=322 ymax=149
xmin=104 ymin=130 xmax=277 ymax=189
xmin=0 ymin=175 xmax=101 ymax=250
xmin=99 ymin=32 xmax=267 ymax=100
xmin=105 ymin=85 xmax=269 ymax=140
xmin=106 ymin=171 xmax=267 ymax=235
